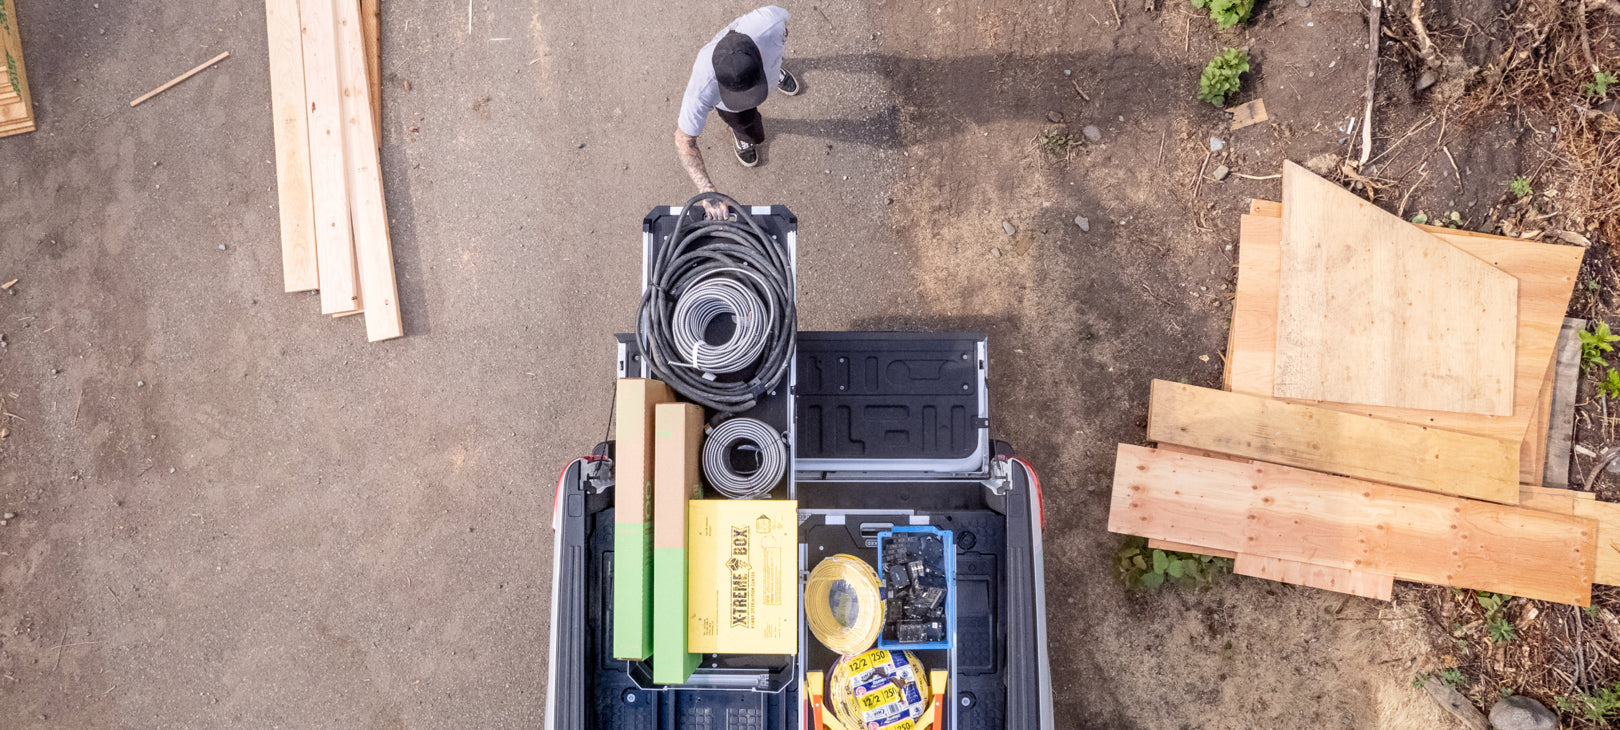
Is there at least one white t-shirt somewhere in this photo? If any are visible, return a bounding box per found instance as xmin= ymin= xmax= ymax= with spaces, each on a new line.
xmin=677 ymin=6 xmax=790 ymax=137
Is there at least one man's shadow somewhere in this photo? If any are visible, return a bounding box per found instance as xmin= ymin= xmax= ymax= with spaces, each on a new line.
xmin=765 ymin=51 xmax=1182 ymax=150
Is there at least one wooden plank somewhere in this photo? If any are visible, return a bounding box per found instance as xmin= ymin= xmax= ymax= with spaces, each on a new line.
xmin=1147 ymin=379 xmax=1521 ymax=503
xmin=299 ymin=0 xmax=360 ymax=314
xmin=1227 ymin=98 xmax=1268 ymax=131
xmin=360 ymin=0 xmax=381 ymax=148
xmin=1522 ymin=352 xmax=1556 ymax=486
xmin=333 ymin=0 xmax=401 ymax=340
xmin=1109 ymin=444 xmax=1596 ymax=605
xmin=1546 ymin=318 xmax=1585 ymax=487
xmin=1233 ymin=554 xmax=1394 ymax=600
xmin=266 ymin=0 xmax=319 ymax=293
xmin=0 ymin=0 xmax=34 ymax=137
xmin=1230 ymin=209 xmax=1585 ymax=443
xmin=1274 ymin=161 xmax=1520 ymax=415
xmin=1147 ymin=539 xmax=1238 ymax=560
xmin=130 ymin=51 xmax=231 ymax=107
xmin=1573 ymin=500 xmax=1620 ymax=586
xmin=1156 ymin=445 xmax=1395 ymax=597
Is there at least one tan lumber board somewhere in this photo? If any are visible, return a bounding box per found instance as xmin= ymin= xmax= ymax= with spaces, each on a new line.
xmin=1522 ymin=352 xmax=1556 ymax=486
xmin=1147 ymin=379 xmax=1521 ymax=503
xmin=299 ymin=0 xmax=360 ymax=314
xmin=360 ymin=0 xmax=380 ymax=148
xmin=1233 ymin=554 xmax=1394 ymax=600
xmin=130 ymin=51 xmax=231 ymax=107
xmin=266 ymin=0 xmax=319 ymax=293
xmin=1546 ymin=318 xmax=1585 ymax=487
xmin=1155 ymin=444 xmax=1395 ymax=597
xmin=0 ymin=0 xmax=34 ymax=137
xmin=1147 ymin=539 xmax=1238 ymax=560
xmin=1573 ymin=500 xmax=1620 ymax=586
xmin=1108 ymin=444 xmax=1596 ymax=605
xmin=333 ymin=0 xmax=401 ymax=340
xmin=1517 ymin=489 xmax=1620 ymax=585
xmin=1274 ymin=161 xmax=1519 ymax=415
xmin=1230 ymin=210 xmax=1584 ymax=443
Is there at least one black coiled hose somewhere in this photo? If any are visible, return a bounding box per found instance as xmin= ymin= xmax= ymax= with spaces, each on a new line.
xmin=637 ymin=192 xmax=796 ymax=413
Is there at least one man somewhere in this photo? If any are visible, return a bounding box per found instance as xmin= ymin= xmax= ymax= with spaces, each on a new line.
xmin=674 ymin=6 xmax=801 ymax=219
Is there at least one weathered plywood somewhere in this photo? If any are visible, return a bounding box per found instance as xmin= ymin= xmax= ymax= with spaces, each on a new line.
xmin=1546 ymin=318 xmax=1585 ymax=487
xmin=1109 ymin=444 xmax=1596 ymax=605
xmin=266 ymin=0 xmax=319 ymax=293
xmin=1234 ymin=554 xmax=1394 ymax=600
xmin=1147 ymin=380 xmax=1521 ymax=503
xmin=1274 ymin=161 xmax=1520 ymax=415
xmin=1228 ymin=209 xmax=1585 ymax=444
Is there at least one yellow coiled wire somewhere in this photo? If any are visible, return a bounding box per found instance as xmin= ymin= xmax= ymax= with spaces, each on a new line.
xmin=805 ymin=554 xmax=884 ymax=656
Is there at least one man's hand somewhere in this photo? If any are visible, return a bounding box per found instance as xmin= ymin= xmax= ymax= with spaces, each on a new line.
xmin=699 ymin=196 xmax=729 ymax=220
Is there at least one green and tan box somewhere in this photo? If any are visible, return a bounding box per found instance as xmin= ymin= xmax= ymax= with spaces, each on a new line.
xmin=612 ymin=378 xmax=675 ymax=660
xmin=688 ymin=499 xmax=799 ymax=655
xmin=652 ymin=402 xmax=705 ymax=684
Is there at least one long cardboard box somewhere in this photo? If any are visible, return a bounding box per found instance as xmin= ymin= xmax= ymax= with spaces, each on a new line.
xmin=688 ymin=499 xmax=798 ymax=655
xmin=652 ymin=402 xmax=704 ymax=684
xmin=613 ymin=379 xmax=675 ymax=660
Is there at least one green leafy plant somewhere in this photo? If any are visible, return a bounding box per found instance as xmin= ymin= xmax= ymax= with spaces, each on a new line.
xmin=1191 ymin=0 xmax=1255 ymax=29
xmin=1584 ymin=71 xmax=1618 ymax=100
xmin=1588 ymin=604 xmax=1603 ymax=619
xmin=1439 ymin=667 xmax=1466 ymax=688
xmin=1115 ymin=535 xmax=1232 ymax=590
xmin=1602 ymin=369 xmax=1620 ymax=400
xmin=1557 ymin=681 xmax=1620 ymax=725
xmin=1034 ymin=127 xmax=1080 ymax=160
xmin=1582 ymin=322 xmax=1620 ymax=373
xmin=1441 ymin=211 xmax=1463 ymax=228
xmin=1412 ymin=673 xmax=1427 ymax=689
xmin=1411 ymin=212 xmax=1430 ymax=225
xmin=1511 ymin=175 xmax=1533 ymax=198
xmin=1198 ymin=48 xmax=1251 ymax=106
xmin=1487 ymin=616 xmax=1517 ymax=644
xmin=1477 ymin=591 xmax=1512 ymax=615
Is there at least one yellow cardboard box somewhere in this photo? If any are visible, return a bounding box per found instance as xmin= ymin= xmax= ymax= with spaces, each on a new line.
xmin=687 ymin=499 xmax=798 ymax=655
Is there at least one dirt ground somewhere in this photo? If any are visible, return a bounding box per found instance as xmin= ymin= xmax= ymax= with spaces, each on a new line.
xmin=0 ymin=0 xmax=1545 ymax=727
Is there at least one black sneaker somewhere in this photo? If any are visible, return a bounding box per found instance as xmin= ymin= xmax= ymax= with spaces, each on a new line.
xmin=777 ymin=68 xmax=801 ymax=96
xmin=734 ymin=133 xmax=760 ymax=167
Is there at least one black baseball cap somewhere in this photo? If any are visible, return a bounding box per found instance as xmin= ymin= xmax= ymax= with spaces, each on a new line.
xmin=712 ymin=31 xmax=768 ymax=110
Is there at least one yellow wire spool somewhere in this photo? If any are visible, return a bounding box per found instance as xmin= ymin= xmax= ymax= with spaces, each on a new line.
xmin=828 ymin=648 xmax=931 ymax=730
xmin=805 ymin=554 xmax=884 ymax=656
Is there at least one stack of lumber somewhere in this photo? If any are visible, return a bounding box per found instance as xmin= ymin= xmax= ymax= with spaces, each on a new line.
xmin=1107 ymin=161 xmax=1615 ymax=606
xmin=0 ymin=0 xmax=34 ymax=138
xmin=266 ymin=0 xmax=399 ymax=342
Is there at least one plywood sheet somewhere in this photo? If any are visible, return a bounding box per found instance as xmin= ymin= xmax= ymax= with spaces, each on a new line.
xmin=1228 ymin=209 xmax=1585 ymax=444
xmin=1517 ymin=489 xmax=1620 ymax=586
xmin=1275 ymin=161 xmax=1519 ymax=415
xmin=1155 ymin=444 xmax=1394 ymax=598
xmin=1234 ymin=554 xmax=1394 ymax=600
xmin=1147 ymin=380 xmax=1521 ymax=503
xmin=1109 ymin=444 xmax=1596 ymax=605
xmin=266 ymin=0 xmax=319 ymax=293
xmin=1522 ymin=353 xmax=1557 ymax=486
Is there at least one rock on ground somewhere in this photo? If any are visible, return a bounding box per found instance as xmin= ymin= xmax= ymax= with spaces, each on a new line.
xmin=1488 ymin=695 xmax=1558 ymax=730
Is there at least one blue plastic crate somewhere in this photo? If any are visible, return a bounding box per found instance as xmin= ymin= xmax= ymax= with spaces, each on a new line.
xmin=876 ymin=526 xmax=955 ymax=651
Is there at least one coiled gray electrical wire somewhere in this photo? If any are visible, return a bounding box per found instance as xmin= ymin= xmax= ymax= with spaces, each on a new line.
xmin=670 ymin=273 xmax=774 ymax=374
xmin=638 ymin=191 xmax=796 ymax=413
xmin=702 ymin=417 xmax=786 ymax=499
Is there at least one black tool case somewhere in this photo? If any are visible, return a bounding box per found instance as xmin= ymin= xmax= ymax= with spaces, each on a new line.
xmin=544 ymin=207 xmax=1052 ymax=729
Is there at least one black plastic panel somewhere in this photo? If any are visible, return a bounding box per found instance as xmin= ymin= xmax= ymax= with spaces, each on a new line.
xmin=795 ymin=332 xmax=983 ymax=462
